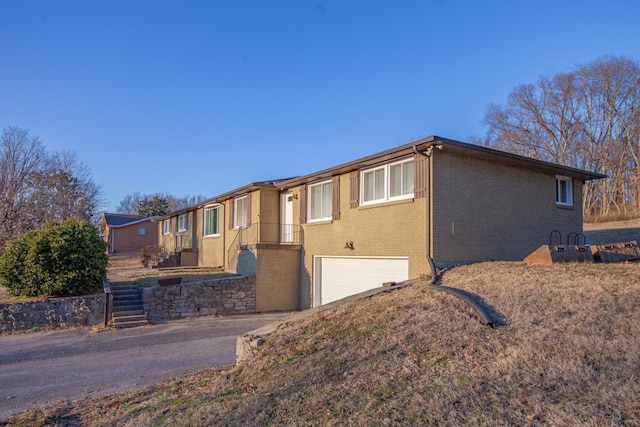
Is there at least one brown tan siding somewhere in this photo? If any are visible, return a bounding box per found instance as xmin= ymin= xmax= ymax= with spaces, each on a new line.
xmin=431 ymin=150 xmax=583 ymax=263
xmin=293 ymin=166 xmax=430 ymax=308
xmin=255 ymin=246 xmax=301 ymax=311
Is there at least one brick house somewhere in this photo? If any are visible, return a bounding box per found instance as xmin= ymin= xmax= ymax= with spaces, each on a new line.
xmin=157 ymin=136 xmax=604 ymax=310
xmin=158 ymin=179 xmax=301 ymax=312
xmin=100 ymin=213 xmax=158 ymax=253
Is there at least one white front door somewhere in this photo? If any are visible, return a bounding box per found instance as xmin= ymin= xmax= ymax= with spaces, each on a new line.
xmin=281 ymin=192 xmax=294 ymax=243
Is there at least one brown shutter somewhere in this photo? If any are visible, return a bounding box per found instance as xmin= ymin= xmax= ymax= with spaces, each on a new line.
xmin=332 ymin=175 xmax=340 ymax=220
xmin=349 ymin=171 xmax=359 ymax=208
xmin=414 ymin=153 xmax=427 ymax=199
xmin=228 ymin=200 xmax=234 ymax=230
xmin=299 ymin=186 xmax=307 ymax=224
xmin=246 ymin=193 xmax=252 ymax=226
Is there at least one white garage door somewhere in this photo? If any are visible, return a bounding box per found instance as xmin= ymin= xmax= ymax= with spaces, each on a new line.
xmin=313 ymin=256 xmax=409 ymax=306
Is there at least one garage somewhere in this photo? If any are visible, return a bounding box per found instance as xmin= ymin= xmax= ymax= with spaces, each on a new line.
xmin=313 ymin=256 xmax=409 ymax=306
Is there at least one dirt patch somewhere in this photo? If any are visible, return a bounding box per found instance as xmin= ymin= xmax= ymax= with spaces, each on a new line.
xmin=107 ymin=251 xmax=142 ymax=269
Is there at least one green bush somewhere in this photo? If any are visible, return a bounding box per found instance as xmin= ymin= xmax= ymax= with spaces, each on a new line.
xmin=0 ymin=218 xmax=108 ymax=297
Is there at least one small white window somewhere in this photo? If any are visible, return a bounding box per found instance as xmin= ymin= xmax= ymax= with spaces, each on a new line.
xmin=178 ymin=214 xmax=188 ymax=232
xmin=204 ymin=205 xmax=220 ymax=236
xmin=363 ymin=166 xmax=385 ymax=203
xmin=361 ymin=158 xmax=414 ymax=205
xmin=556 ymin=176 xmax=573 ymax=207
xmin=308 ymin=180 xmax=332 ymax=222
xmin=137 ymin=227 xmax=146 ymax=236
xmin=390 ymin=160 xmax=414 ymax=198
xmin=162 ymin=220 xmax=171 ymax=235
xmin=234 ymin=196 xmax=249 ymax=228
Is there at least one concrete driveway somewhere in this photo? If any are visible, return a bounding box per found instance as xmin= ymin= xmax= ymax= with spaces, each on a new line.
xmin=0 ymin=312 xmax=287 ymax=420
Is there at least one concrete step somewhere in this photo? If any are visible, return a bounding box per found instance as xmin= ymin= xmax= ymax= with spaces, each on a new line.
xmin=111 ymin=287 xmax=137 ymax=292
xmin=112 ymin=289 xmax=139 ymax=295
xmin=113 ymin=309 xmax=145 ymax=317
xmin=110 ymin=286 xmax=137 ymax=292
xmin=113 ymin=298 xmax=142 ymax=305
xmin=113 ymin=314 xmax=148 ymax=329
xmin=113 ymin=304 xmax=143 ymax=311
xmin=113 ymin=306 xmax=143 ymax=313
xmin=114 ymin=319 xmax=149 ymax=329
xmin=113 ymin=294 xmax=140 ymax=302
xmin=113 ymin=313 xmax=147 ymax=322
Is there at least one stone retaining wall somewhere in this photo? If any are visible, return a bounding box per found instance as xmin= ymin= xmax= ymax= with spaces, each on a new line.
xmin=143 ymin=275 xmax=256 ymax=321
xmin=0 ymin=294 xmax=105 ymax=333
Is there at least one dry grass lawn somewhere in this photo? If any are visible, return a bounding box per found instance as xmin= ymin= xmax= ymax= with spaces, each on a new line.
xmin=3 ymin=261 xmax=638 ymax=426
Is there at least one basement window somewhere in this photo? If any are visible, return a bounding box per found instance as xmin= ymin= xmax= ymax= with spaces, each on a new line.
xmin=556 ymin=176 xmax=573 ymax=207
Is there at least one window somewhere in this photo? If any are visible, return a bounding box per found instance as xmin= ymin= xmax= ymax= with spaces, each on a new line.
xmin=162 ymin=220 xmax=171 ymax=235
xmin=361 ymin=158 xmax=414 ymax=205
xmin=178 ymin=214 xmax=188 ymax=232
xmin=204 ymin=205 xmax=220 ymax=236
xmin=308 ymin=180 xmax=332 ymax=222
xmin=234 ymin=196 xmax=249 ymax=228
xmin=137 ymin=227 xmax=146 ymax=236
xmin=556 ymin=176 xmax=573 ymax=207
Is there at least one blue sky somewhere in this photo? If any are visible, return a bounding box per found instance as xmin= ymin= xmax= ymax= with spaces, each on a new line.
xmin=2 ymin=1 xmax=639 ymax=212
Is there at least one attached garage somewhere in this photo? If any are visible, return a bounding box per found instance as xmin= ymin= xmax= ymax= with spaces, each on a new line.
xmin=313 ymin=256 xmax=409 ymax=306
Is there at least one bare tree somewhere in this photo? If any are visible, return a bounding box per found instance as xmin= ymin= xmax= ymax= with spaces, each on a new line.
xmin=0 ymin=127 xmax=47 ymax=247
xmin=116 ymin=193 xmax=144 ymax=215
xmin=483 ymin=56 xmax=640 ymax=220
xmin=0 ymin=126 xmax=103 ymax=249
xmin=31 ymin=150 xmax=103 ymax=224
xmin=117 ymin=193 xmax=207 ymax=216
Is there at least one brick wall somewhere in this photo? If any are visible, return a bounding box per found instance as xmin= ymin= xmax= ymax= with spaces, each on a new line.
xmin=142 ymin=275 xmax=256 ymax=320
xmin=112 ymin=221 xmax=158 ymax=253
xmin=255 ymin=244 xmax=301 ymax=311
xmin=431 ymin=150 xmax=583 ymax=263
xmin=286 ymin=167 xmax=430 ymax=309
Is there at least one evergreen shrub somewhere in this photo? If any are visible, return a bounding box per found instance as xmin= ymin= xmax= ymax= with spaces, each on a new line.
xmin=0 ymin=218 xmax=108 ymax=297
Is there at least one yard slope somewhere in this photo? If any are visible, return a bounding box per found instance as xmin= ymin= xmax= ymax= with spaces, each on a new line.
xmin=3 ymin=262 xmax=639 ymax=426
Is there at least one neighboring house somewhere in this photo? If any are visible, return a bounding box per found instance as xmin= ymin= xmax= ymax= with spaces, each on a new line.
xmin=100 ymin=213 xmax=158 ymax=253
xmin=156 ymin=136 xmax=605 ymax=311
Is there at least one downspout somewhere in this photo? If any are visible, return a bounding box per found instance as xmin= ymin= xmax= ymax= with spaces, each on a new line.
xmin=413 ymin=142 xmax=441 ymax=262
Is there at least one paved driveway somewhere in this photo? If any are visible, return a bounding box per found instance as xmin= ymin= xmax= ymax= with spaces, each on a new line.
xmin=0 ymin=313 xmax=287 ymax=420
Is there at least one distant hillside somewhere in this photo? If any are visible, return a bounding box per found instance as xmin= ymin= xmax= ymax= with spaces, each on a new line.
xmin=5 ymin=262 xmax=639 ymax=426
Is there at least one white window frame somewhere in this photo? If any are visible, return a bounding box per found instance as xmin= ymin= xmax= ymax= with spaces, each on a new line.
xmin=177 ymin=214 xmax=188 ymax=232
xmin=556 ymin=175 xmax=573 ymax=207
xmin=203 ymin=205 xmax=220 ymax=236
xmin=360 ymin=158 xmax=414 ymax=206
xmin=162 ymin=220 xmax=171 ymax=235
xmin=307 ymin=179 xmax=333 ymax=222
xmin=234 ymin=196 xmax=249 ymax=229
